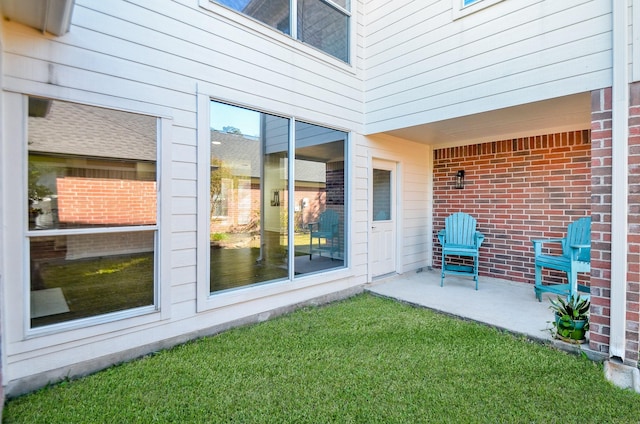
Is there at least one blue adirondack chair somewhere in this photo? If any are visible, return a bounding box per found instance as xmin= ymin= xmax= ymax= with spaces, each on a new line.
xmin=308 ymin=209 xmax=339 ymax=260
xmin=532 ymin=217 xmax=591 ymax=302
xmin=437 ymin=212 xmax=485 ymax=290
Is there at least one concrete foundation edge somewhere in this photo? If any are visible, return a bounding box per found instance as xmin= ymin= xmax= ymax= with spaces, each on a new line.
xmin=3 ymin=285 xmax=364 ymax=400
xmin=604 ymin=360 xmax=640 ymax=393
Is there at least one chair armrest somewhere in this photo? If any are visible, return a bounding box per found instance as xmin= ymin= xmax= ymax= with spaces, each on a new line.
xmin=568 ymin=244 xmax=590 ymax=261
xmin=307 ymin=222 xmax=318 ymax=231
xmin=475 ymin=232 xmax=485 ymax=247
xmin=437 ymin=229 xmax=445 ymax=245
xmin=569 ymin=244 xmax=590 ymax=249
xmin=532 ymin=238 xmax=565 ymax=256
xmin=531 ymin=238 xmax=565 ymax=245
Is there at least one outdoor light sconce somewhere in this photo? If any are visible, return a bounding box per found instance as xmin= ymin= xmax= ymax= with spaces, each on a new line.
xmin=455 ymin=170 xmax=465 ymax=189
xmin=271 ymin=190 xmax=281 ymax=206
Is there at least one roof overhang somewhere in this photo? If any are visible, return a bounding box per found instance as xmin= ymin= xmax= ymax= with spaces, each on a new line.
xmin=380 ymin=93 xmax=592 ymax=147
xmin=2 ymin=0 xmax=75 ymax=36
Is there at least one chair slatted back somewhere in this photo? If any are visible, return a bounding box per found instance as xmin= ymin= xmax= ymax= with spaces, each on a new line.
xmin=319 ymin=210 xmax=339 ymax=234
xmin=563 ymin=217 xmax=591 ymax=262
xmin=444 ymin=212 xmax=477 ymax=246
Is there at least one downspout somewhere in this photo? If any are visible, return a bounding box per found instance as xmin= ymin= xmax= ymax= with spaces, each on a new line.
xmin=609 ymin=0 xmax=629 ymax=362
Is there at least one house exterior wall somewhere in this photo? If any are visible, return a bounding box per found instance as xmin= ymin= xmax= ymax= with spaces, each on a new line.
xmin=1 ymin=0 xmax=637 ymax=401
xmin=363 ymin=134 xmax=431 ymax=274
xmin=432 ymin=130 xmax=591 ymax=285
xmin=0 ymin=0 xmax=370 ymax=397
xmin=364 ymin=0 xmax=612 ymax=134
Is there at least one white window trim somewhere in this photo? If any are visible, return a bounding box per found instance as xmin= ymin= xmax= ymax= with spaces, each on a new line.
xmin=452 ymin=0 xmax=505 ymax=20
xmin=195 ymin=93 xmax=353 ymax=313
xmin=2 ymin=92 xmax=172 ymax=342
xmin=198 ymin=0 xmax=356 ymax=73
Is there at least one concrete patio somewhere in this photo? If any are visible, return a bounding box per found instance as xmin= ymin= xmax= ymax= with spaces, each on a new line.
xmin=365 ymin=268 xmax=607 ymax=361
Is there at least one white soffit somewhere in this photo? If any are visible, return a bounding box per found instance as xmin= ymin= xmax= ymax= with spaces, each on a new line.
xmin=381 ymin=93 xmax=592 ymax=147
xmin=2 ymin=0 xmax=75 ymax=36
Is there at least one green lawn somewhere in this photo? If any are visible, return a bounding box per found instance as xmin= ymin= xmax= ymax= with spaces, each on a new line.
xmin=5 ymin=294 xmax=640 ymax=423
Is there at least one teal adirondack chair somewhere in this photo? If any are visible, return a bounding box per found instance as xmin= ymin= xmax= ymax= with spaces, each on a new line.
xmin=437 ymin=212 xmax=485 ymax=290
xmin=309 ymin=209 xmax=339 ymax=260
xmin=532 ymin=217 xmax=591 ymax=302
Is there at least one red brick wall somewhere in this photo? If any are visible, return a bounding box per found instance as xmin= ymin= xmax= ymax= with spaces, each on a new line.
xmin=628 ymin=82 xmax=640 ymax=365
xmin=592 ymin=84 xmax=640 ymax=365
xmin=57 ymin=177 xmax=156 ymax=226
xmin=433 ymin=131 xmax=591 ymax=288
xmin=590 ymin=87 xmax=614 ymax=356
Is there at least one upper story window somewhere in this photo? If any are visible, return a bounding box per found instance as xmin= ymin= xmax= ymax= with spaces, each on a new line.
xmin=214 ymin=0 xmax=350 ymax=63
xmin=453 ymin=0 xmax=505 ymax=19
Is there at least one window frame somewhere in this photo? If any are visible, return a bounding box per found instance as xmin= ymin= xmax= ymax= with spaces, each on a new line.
xmin=2 ymin=93 xmax=172 ymax=339
xmin=452 ymin=0 xmax=505 ymax=20
xmin=196 ymin=93 xmax=352 ymax=313
xmin=199 ymin=0 xmax=354 ymax=68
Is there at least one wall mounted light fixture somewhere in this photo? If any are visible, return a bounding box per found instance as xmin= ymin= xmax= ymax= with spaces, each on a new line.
xmin=455 ymin=170 xmax=465 ymax=189
xmin=271 ymin=190 xmax=280 ymax=206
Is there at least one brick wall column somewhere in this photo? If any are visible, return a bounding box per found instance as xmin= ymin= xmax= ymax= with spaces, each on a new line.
xmin=591 ymin=83 xmax=640 ymax=366
xmin=626 ymin=82 xmax=640 ymax=366
xmin=590 ymin=87 xmax=613 ymax=356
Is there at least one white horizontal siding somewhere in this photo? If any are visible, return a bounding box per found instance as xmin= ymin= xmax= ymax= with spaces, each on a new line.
xmin=2 ymin=0 xmax=368 ymax=392
xmin=360 ymin=133 xmax=430 ymax=274
xmin=82 ymin=0 xmax=362 ymax=127
xmin=364 ymin=0 xmax=612 ymax=134
xmin=632 ymin=0 xmax=639 ymax=82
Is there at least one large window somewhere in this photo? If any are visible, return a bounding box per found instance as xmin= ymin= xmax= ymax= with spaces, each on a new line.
xmin=213 ymin=0 xmax=350 ymax=62
xmin=209 ymin=101 xmax=346 ymax=293
xmin=27 ymin=97 xmax=158 ymax=328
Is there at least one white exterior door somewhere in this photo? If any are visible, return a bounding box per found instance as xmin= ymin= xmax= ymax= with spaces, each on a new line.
xmin=371 ymin=159 xmax=396 ymax=277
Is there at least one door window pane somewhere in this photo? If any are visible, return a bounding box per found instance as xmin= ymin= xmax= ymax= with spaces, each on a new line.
xmin=294 ymin=121 xmax=346 ymax=275
xmin=373 ymin=169 xmax=391 ymax=221
xmin=209 ymin=102 xmax=289 ymax=292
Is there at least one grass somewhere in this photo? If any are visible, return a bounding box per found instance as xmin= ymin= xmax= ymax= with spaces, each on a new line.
xmin=6 ymin=294 xmax=640 ymax=423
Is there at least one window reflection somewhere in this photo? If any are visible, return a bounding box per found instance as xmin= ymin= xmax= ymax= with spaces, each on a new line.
xmin=294 ymin=122 xmax=346 ymax=276
xmin=214 ymin=0 xmax=349 ymax=62
xmin=30 ymin=233 xmax=155 ymax=328
xmin=28 ymin=98 xmax=157 ymax=231
xmin=297 ymin=0 xmax=349 ymax=62
xmin=209 ymin=102 xmax=289 ymax=292
xmin=208 ymin=101 xmax=347 ymax=290
xmin=27 ymin=97 xmax=158 ymax=328
xmin=373 ymin=169 xmax=391 ymax=221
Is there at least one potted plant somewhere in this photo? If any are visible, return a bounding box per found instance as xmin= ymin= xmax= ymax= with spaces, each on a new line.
xmin=549 ymin=294 xmax=590 ymax=344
